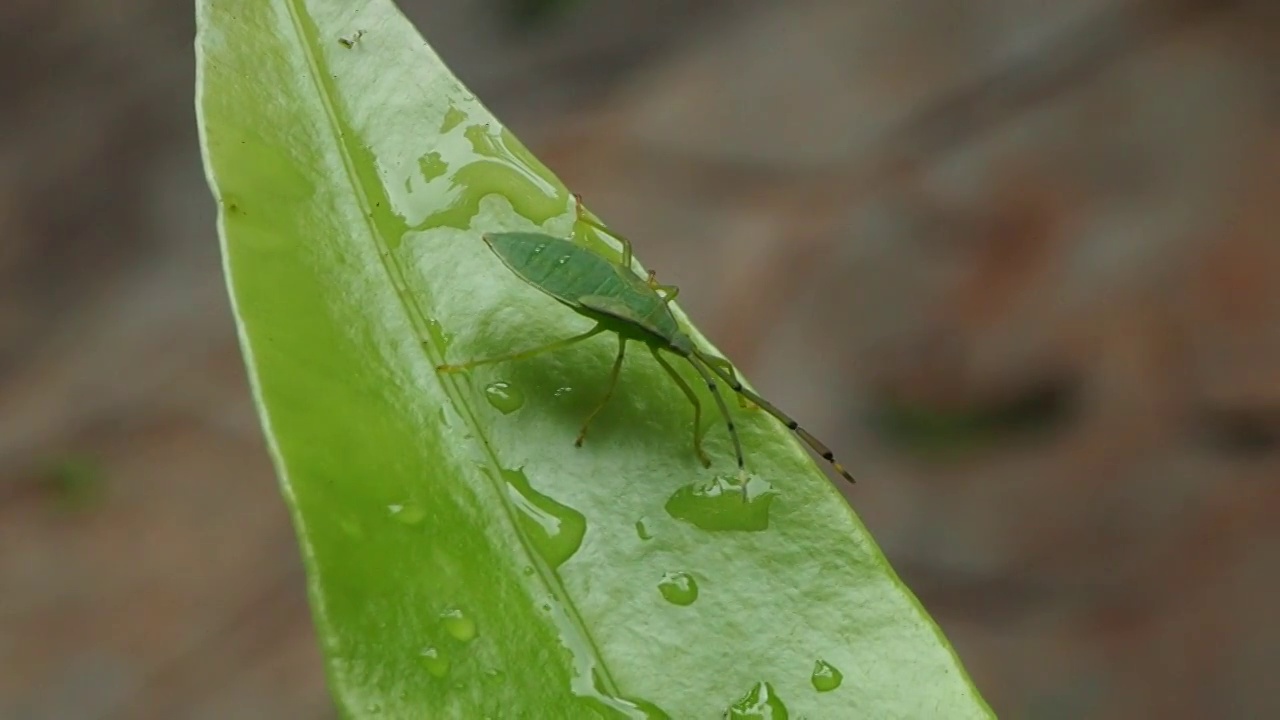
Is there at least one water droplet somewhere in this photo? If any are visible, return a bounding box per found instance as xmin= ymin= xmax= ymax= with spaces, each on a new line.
xmin=366 ymin=702 xmax=382 ymax=714
xmin=418 ymin=646 xmax=449 ymax=677
xmin=810 ymin=659 xmax=843 ymax=692
xmin=388 ymin=502 xmax=426 ymax=525
xmin=483 ymin=668 xmax=504 ymax=682
xmin=556 ymin=255 xmax=570 ymax=265
xmin=553 ymin=386 xmax=573 ymax=398
xmin=533 ymin=243 xmax=547 ymax=254
xmin=635 ymin=519 xmax=653 ymax=540
xmin=440 ymin=608 xmax=477 ymax=642
xmin=417 ymin=151 xmax=448 ymax=182
xmin=439 ymin=106 xmax=467 ymax=133
xmin=657 ymin=571 xmax=698 ymax=606
xmin=523 ymin=565 xmax=535 ymax=576
xmin=727 ymin=681 xmax=788 ymax=719
xmin=502 ymin=467 xmax=585 ymax=568
xmin=464 ymin=124 xmax=503 ymax=157
xmin=665 ymin=473 xmax=777 ymax=532
xmin=483 ymin=381 xmax=525 ymax=414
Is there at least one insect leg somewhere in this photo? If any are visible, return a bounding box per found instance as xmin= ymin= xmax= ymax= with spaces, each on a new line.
xmin=686 ymin=355 xmax=745 ymax=474
xmin=645 ymin=271 xmax=681 ymax=304
xmin=651 ymin=346 xmax=710 ymax=467
xmin=436 ymin=325 xmax=605 ymax=373
xmin=695 ymin=351 xmax=856 ymax=484
xmin=575 ymin=335 xmax=627 ymax=446
xmin=573 ymin=193 xmax=633 ymax=269
xmin=699 ymin=352 xmax=750 ymax=409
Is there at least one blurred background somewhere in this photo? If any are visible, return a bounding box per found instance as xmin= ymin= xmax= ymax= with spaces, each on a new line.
xmin=2 ymin=0 xmax=1277 ymax=717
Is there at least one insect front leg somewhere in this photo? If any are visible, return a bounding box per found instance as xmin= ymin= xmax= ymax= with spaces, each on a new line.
xmin=573 ymin=193 xmax=633 ymax=269
xmin=575 ymin=335 xmax=627 ymax=447
xmin=436 ymin=325 xmax=604 ymax=373
xmin=651 ymin=346 xmax=710 ymax=467
xmin=645 ymin=270 xmax=680 ymax=305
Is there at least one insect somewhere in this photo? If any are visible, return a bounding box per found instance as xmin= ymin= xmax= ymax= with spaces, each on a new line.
xmin=436 ymin=194 xmax=855 ymax=485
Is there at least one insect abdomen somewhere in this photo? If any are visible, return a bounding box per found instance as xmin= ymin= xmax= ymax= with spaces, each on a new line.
xmin=484 ymin=231 xmax=682 ymax=342
xmin=485 ymin=233 xmax=616 ymax=304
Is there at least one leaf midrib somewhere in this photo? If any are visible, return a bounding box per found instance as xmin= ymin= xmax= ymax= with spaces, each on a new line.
xmin=280 ymin=0 xmax=633 ymax=712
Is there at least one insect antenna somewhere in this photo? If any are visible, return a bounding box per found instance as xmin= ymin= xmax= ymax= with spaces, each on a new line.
xmin=693 ymin=350 xmax=856 ymax=484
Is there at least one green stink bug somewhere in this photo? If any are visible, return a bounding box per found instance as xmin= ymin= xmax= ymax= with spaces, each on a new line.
xmin=437 ymin=195 xmax=855 ymax=485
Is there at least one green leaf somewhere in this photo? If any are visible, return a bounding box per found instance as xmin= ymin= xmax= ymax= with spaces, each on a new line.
xmin=195 ymin=0 xmax=993 ymax=717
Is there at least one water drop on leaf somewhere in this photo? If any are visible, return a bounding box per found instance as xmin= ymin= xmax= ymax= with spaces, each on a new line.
xmin=388 ymin=502 xmax=426 ymax=525
xmin=483 ymin=381 xmax=525 ymax=414
xmin=418 ymin=646 xmax=449 ymax=677
xmin=810 ymin=659 xmax=843 ymax=692
xmin=657 ymin=571 xmax=698 ymax=606
xmin=727 ymin=681 xmax=788 ymax=719
xmin=498 ymin=467 xmax=586 ymax=568
xmin=440 ymin=608 xmax=477 ymax=642
xmin=665 ymin=473 xmax=776 ymax=532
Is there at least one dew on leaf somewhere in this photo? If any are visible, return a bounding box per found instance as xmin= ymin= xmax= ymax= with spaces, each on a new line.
xmin=502 ymin=466 xmax=585 ymax=568
xmin=657 ymin=571 xmax=698 ymax=606
xmin=440 ymin=608 xmax=477 ymax=642
xmin=418 ymin=151 xmax=448 ymax=182
xmin=810 ymin=659 xmax=843 ymax=692
xmin=483 ymin=380 xmax=525 ymax=414
xmin=418 ymin=646 xmax=449 ymax=677
xmin=727 ymin=681 xmax=788 ymax=719
xmin=665 ymin=473 xmax=777 ymax=532
xmin=388 ymin=502 xmax=426 ymax=525
xmin=635 ymin=518 xmax=654 ymax=540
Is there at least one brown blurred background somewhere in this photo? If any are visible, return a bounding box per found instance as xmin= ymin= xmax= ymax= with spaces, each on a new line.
xmin=2 ymin=0 xmax=1277 ymax=718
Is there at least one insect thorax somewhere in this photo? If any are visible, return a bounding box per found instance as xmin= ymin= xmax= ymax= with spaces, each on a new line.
xmin=667 ymin=331 xmax=695 ymax=357
xmin=577 ymin=303 xmax=675 ymax=349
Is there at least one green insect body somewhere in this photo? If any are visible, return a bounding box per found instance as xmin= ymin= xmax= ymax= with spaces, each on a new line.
xmin=437 ymin=196 xmax=856 ymax=485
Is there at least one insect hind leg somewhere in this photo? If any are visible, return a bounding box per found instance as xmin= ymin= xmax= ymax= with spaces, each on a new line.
xmin=686 ymin=355 xmax=745 ymax=476
xmin=575 ymin=335 xmax=627 ymax=447
xmin=651 ymin=346 xmax=710 ymax=467
xmin=695 ymin=350 xmax=856 ymax=485
xmin=699 ymin=353 xmax=751 ymax=409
